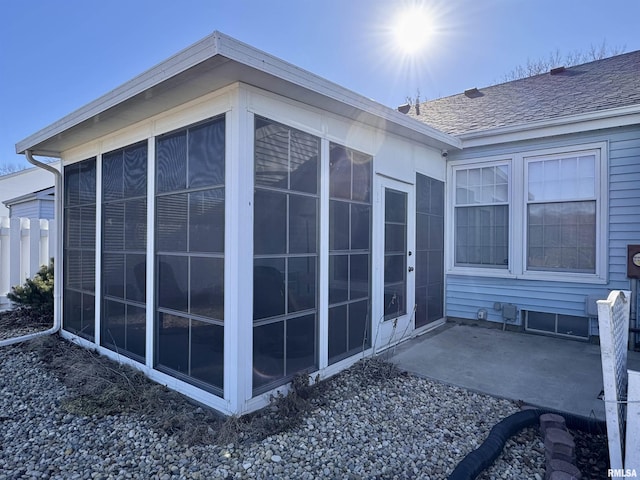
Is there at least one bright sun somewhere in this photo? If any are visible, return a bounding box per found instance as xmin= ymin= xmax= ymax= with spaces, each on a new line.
xmin=392 ymin=6 xmax=433 ymax=55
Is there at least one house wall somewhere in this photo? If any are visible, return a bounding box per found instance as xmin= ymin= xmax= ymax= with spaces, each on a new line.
xmin=9 ymin=199 xmax=54 ymax=219
xmin=58 ymin=82 xmax=447 ymax=415
xmin=444 ymin=124 xmax=640 ymax=334
xmin=0 ymin=164 xmax=57 ymax=216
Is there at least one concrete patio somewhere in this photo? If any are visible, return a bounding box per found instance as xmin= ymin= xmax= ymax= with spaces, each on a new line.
xmin=391 ymin=322 xmax=640 ymax=420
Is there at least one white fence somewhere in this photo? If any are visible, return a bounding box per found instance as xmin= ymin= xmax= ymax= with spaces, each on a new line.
xmin=597 ymin=289 xmax=639 ymax=476
xmin=0 ymin=216 xmax=56 ymax=309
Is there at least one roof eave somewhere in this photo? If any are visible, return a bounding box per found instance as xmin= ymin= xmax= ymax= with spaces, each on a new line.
xmin=16 ymin=31 xmax=460 ymax=157
xmin=457 ymin=104 xmax=640 ymax=148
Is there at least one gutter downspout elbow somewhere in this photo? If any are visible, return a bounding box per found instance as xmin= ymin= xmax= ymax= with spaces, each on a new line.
xmin=0 ymin=150 xmax=62 ymax=347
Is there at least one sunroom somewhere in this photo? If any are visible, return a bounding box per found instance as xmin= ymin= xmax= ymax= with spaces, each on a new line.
xmin=16 ymin=32 xmax=460 ymax=415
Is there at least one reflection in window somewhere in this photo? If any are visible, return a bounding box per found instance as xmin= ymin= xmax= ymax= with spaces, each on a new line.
xmin=101 ymin=143 xmax=147 ymax=361
xmin=328 ymin=144 xmax=372 ymax=364
xmin=155 ymin=116 xmax=225 ymax=396
xmin=253 ymin=117 xmax=319 ymax=393
xmin=64 ymin=158 xmax=96 ymax=340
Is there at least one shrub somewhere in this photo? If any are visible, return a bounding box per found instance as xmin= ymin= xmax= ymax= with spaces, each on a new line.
xmin=7 ymin=259 xmax=54 ymax=318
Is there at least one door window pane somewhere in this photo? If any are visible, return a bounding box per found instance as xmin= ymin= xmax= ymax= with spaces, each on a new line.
xmin=384 ymin=189 xmax=407 ymax=319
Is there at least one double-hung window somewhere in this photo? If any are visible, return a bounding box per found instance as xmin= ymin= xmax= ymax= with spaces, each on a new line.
xmin=453 ymin=163 xmax=509 ymax=269
xmin=450 ymin=144 xmax=605 ymax=281
xmin=525 ymin=151 xmax=599 ymax=274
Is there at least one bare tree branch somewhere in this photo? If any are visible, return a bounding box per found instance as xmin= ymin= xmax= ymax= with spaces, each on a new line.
xmin=501 ymin=41 xmax=626 ymax=82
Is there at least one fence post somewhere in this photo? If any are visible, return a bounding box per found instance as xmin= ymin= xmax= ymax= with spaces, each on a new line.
xmin=9 ymin=217 xmax=21 ymax=292
xmin=598 ymin=290 xmax=632 ymax=476
xmin=626 ymin=370 xmax=640 ymax=471
xmin=30 ymin=218 xmax=40 ymax=276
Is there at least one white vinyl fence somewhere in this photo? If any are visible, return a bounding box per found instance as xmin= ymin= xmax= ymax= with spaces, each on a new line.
xmin=0 ymin=216 xmax=56 ymax=309
xmin=597 ymin=289 xmax=639 ymax=477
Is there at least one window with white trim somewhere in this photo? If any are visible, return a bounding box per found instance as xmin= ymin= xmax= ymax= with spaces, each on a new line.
xmin=449 ymin=144 xmax=606 ymax=282
xmin=526 ymin=152 xmax=598 ymax=274
xmin=453 ymin=163 xmax=509 ymax=269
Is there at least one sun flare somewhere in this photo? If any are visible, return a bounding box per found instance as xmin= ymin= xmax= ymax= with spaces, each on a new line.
xmin=392 ymin=6 xmax=433 ymax=55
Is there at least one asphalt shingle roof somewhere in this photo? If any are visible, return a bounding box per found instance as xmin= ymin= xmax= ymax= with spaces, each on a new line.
xmin=411 ymin=50 xmax=640 ymax=136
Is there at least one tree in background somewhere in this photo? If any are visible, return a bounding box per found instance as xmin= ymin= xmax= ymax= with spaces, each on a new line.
xmin=501 ymin=41 xmax=626 ymax=82
xmin=0 ymin=163 xmax=27 ymax=175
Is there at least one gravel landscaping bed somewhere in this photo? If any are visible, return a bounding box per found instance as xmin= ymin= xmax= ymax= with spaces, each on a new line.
xmin=0 ymin=330 xmax=605 ymax=479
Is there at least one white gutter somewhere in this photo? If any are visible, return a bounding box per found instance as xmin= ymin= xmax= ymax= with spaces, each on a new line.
xmin=0 ymin=151 xmax=62 ymax=347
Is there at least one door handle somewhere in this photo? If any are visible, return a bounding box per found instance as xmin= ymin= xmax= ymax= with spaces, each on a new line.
xmin=408 ymin=266 xmax=414 ymax=272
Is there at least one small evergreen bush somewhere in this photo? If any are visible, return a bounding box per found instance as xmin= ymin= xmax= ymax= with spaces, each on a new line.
xmin=7 ymin=259 xmax=54 ymax=318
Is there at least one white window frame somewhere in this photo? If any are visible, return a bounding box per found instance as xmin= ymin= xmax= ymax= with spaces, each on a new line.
xmin=447 ymin=156 xmax=514 ymax=278
xmin=520 ymin=143 xmax=608 ymax=283
xmin=447 ymin=142 xmax=608 ymax=283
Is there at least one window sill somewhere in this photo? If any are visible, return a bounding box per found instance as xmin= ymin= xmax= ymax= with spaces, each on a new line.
xmin=519 ymin=270 xmax=607 ymax=285
xmin=446 ymin=267 xmax=607 ymax=284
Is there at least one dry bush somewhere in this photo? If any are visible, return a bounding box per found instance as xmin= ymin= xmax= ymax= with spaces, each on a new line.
xmin=22 ymin=335 xmax=400 ymax=447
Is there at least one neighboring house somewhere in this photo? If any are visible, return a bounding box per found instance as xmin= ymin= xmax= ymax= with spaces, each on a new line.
xmin=0 ymin=163 xmax=58 ymax=217
xmin=16 ymin=32 xmax=458 ymax=415
xmin=412 ymin=51 xmax=640 ymax=339
xmin=14 ymin=32 xmax=639 ymax=415
xmin=3 ymin=186 xmax=55 ymax=219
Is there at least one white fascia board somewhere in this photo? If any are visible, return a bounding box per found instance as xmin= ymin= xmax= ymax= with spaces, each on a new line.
xmin=458 ymin=104 xmax=640 ymax=148
xmin=17 ymin=31 xmax=460 ymax=156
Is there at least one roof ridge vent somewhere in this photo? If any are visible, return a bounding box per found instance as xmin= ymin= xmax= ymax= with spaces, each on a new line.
xmin=550 ymin=66 xmax=566 ymax=75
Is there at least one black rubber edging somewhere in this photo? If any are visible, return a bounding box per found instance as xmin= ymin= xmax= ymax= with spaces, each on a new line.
xmin=447 ymin=407 xmax=606 ymax=480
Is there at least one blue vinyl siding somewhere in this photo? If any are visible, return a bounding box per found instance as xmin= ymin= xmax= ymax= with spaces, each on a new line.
xmin=445 ymin=125 xmax=640 ymax=332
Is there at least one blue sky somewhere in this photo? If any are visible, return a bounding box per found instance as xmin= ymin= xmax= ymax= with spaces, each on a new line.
xmin=1 ymin=0 xmax=639 ymax=169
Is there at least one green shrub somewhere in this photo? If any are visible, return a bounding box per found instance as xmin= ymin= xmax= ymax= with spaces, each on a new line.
xmin=7 ymin=259 xmax=54 ymax=317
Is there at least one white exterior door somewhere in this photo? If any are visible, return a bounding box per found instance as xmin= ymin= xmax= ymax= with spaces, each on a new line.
xmin=373 ymin=175 xmax=415 ymax=351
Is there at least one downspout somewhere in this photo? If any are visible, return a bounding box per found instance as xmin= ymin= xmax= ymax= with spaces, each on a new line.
xmin=0 ymin=150 xmax=62 ymax=347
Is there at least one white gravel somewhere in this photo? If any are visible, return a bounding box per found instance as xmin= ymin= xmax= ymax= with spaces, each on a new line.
xmin=0 ymin=339 xmax=545 ymax=479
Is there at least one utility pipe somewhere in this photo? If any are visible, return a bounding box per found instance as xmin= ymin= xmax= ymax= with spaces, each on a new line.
xmin=0 ymin=150 xmax=62 ymax=347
